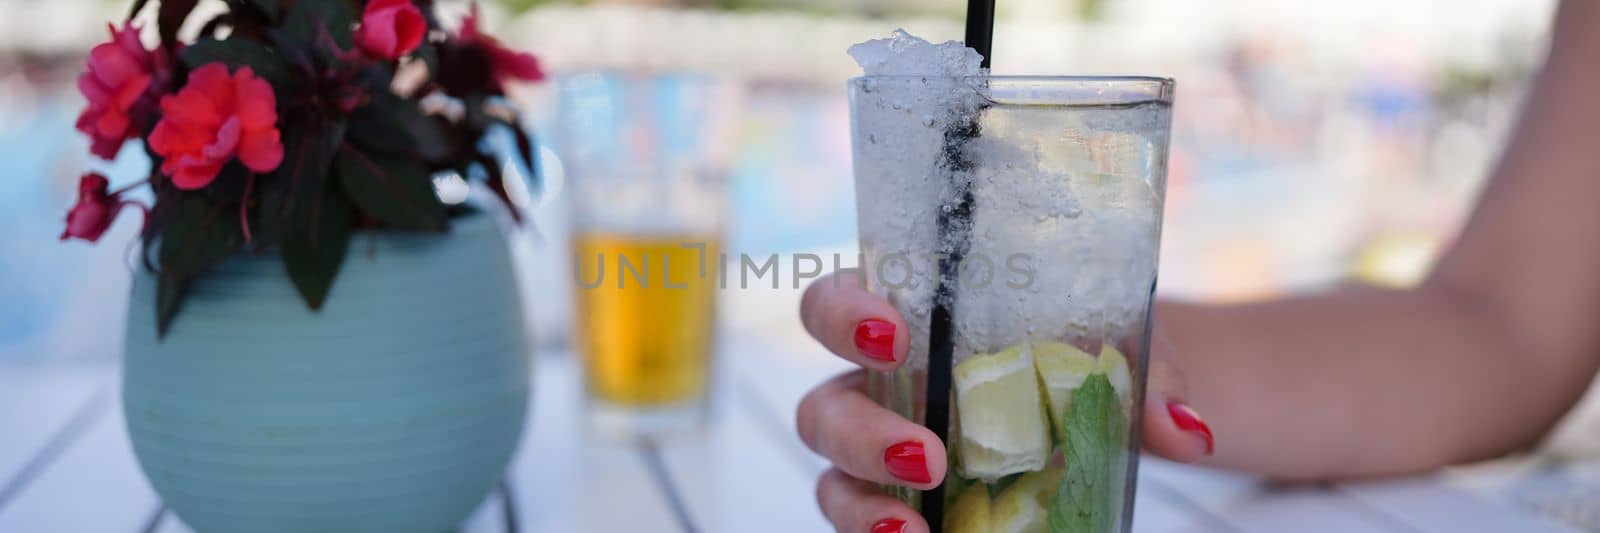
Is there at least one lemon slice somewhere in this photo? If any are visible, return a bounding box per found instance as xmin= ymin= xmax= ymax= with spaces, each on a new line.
xmin=954 ymin=345 xmax=1051 ymax=481
xmin=1032 ymin=342 xmax=1097 ymax=443
xmin=1099 ymin=345 xmax=1133 ymax=402
xmin=945 ymin=483 xmax=992 ymax=533
xmin=992 ymin=465 xmax=1065 ymax=533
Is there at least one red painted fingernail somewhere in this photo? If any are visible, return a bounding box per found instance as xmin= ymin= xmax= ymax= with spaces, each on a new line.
xmin=854 ymin=319 xmax=897 ymax=362
xmin=1168 ymin=402 xmax=1215 ymax=455
xmin=883 ymin=441 xmax=931 ymax=484
xmin=871 ymin=518 xmax=907 ymax=533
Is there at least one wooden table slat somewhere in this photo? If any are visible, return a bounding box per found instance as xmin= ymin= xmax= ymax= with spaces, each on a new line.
xmin=457 ymin=486 xmax=511 ymax=533
xmin=0 ymin=371 xmax=158 ymax=533
xmin=153 ymin=490 xmax=511 ymax=533
xmin=651 ymin=381 xmax=832 ymax=531
xmin=1336 ymin=476 xmax=1583 ymax=533
xmin=0 ymin=366 xmax=111 ymax=507
xmin=503 ymin=354 xmax=682 ymax=533
xmin=1132 ymin=477 xmax=1237 ymax=533
xmin=1139 ymin=459 xmax=1408 ymax=533
xmin=151 ymin=510 xmax=187 ymax=533
xmin=0 ymin=345 xmax=1583 ymax=533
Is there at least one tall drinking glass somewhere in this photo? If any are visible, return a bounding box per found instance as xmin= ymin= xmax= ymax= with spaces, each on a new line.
xmin=849 ymin=76 xmax=1174 ymax=532
xmin=557 ymin=72 xmax=741 ymax=434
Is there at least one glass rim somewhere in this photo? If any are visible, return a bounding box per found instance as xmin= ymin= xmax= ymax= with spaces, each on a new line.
xmin=849 ymin=74 xmax=1173 ymax=84
xmin=848 ymin=75 xmax=1174 ymax=105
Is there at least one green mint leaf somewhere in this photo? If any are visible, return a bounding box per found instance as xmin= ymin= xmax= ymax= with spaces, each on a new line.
xmin=1048 ymin=372 xmax=1126 ymax=533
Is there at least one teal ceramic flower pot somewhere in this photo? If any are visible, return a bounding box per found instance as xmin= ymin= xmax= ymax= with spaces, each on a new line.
xmin=123 ymin=211 xmax=530 ymax=533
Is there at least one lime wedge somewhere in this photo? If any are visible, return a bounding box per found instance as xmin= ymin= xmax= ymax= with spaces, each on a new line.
xmin=945 ymin=482 xmax=992 ymax=533
xmin=1099 ymin=345 xmax=1133 ymax=402
xmin=954 ymin=345 xmax=1051 ymax=481
xmin=1031 ymin=342 xmax=1097 ymax=443
xmin=992 ymin=465 xmax=1065 ymax=533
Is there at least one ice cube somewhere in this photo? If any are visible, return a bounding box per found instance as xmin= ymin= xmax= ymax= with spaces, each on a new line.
xmin=847 ymin=29 xmax=982 ymax=77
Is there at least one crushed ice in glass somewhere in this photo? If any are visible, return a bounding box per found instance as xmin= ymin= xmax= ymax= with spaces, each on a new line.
xmin=847 ymin=29 xmax=982 ymax=77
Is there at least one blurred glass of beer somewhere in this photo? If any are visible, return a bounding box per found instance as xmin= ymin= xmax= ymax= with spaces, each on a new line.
xmin=557 ymin=72 xmax=740 ymax=434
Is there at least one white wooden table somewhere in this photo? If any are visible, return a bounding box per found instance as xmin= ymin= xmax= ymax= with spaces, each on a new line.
xmin=0 ymin=332 xmax=1589 ymax=532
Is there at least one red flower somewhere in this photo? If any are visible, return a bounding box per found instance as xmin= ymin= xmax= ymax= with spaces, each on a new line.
xmin=148 ymin=63 xmax=283 ymax=190
xmin=460 ymin=4 xmax=544 ymax=87
xmin=60 ymin=173 xmax=135 ymax=243
xmin=76 ymin=22 xmax=172 ymax=160
xmin=356 ymin=0 xmax=426 ymax=60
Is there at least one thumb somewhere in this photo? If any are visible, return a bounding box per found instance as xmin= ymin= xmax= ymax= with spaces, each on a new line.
xmin=1139 ymin=318 xmax=1215 ymax=462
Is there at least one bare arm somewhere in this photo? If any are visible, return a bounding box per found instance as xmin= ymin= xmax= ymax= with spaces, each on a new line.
xmin=1164 ymin=0 xmax=1600 ymax=480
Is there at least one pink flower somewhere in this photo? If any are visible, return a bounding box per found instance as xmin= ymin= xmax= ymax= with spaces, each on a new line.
xmin=356 ymin=0 xmax=426 ymax=60
xmin=460 ymin=4 xmax=544 ymax=87
xmin=60 ymin=173 xmax=133 ymax=243
xmin=147 ymin=63 xmax=284 ymax=190
xmin=76 ymin=22 xmax=171 ymax=160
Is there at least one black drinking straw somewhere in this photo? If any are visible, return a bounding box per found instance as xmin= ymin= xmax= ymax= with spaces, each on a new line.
xmin=964 ymin=0 xmax=995 ymax=69
xmin=922 ymin=2 xmax=994 ymax=531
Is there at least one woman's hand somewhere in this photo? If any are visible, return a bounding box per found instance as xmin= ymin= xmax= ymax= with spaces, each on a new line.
xmin=795 ymin=270 xmax=1215 ymax=533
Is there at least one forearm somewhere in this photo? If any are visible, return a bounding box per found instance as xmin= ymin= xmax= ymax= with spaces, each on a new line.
xmin=1160 ymin=283 xmax=1576 ymax=480
xmin=1159 ymin=0 xmax=1600 ymax=481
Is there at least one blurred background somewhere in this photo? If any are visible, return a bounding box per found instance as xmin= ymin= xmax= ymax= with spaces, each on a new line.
xmin=2 ymin=0 xmax=1553 ymax=360
xmin=13 ymin=0 xmax=1600 ymax=530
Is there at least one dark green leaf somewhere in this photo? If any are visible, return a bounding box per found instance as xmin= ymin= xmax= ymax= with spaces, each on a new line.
xmin=417 ymin=0 xmax=442 ymax=30
xmin=155 ymin=272 xmax=191 ymax=338
xmin=180 ymin=37 xmax=290 ymax=89
xmin=284 ymin=0 xmax=355 ymax=50
xmin=196 ymin=12 xmax=233 ymax=40
xmin=268 ymin=113 xmax=355 ymax=310
xmin=203 ymin=161 xmax=252 ymax=203
xmin=257 ymin=117 xmax=348 ymax=246
xmin=281 ymin=181 xmax=353 ymax=310
xmin=409 ymin=114 xmax=459 ymax=164
xmin=337 ymin=144 xmax=447 ymax=231
xmin=128 ymin=0 xmax=152 ymax=23
xmin=248 ymin=0 xmax=278 ymax=18
xmin=158 ymin=192 xmax=245 ymax=278
xmin=415 ymin=42 xmax=442 ymax=80
xmin=347 ymin=93 xmax=419 ymax=156
xmin=263 ymin=28 xmax=316 ymax=82
xmin=158 ymin=0 xmax=200 ymax=47
xmin=463 ymin=94 xmax=491 ymax=132
xmin=256 ymin=186 xmax=287 ymax=249
xmin=475 ymin=152 xmax=523 ymax=224
xmin=140 ymin=184 xmax=181 ymax=271
xmin=436 ymin=42 xmax=496 ymax=98
xmin=509 ymin=129 xmax=540 ymax=223
xmin=150 ymin=190 xmax=241 ymax=334
xmin=506 ymin=119 xmax=541 ymax=193
xmin=1048 ymin=373 xmax=1127 ymax=533
xmin=475 ymin=152 xmax=503 ymax=183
